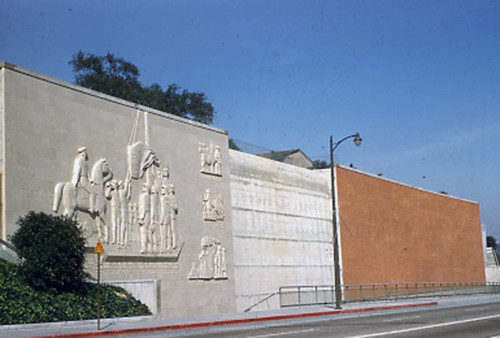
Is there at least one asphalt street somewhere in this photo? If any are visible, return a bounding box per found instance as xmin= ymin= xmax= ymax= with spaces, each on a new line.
xmin=134 ymin=301 xmax=500 ymax=338
xmin=4 ymin=295 xmax=500 ymax=337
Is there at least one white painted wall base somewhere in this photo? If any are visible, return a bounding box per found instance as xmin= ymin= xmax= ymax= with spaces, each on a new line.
xmin=108 ymin=279 xmax=161 ymax=315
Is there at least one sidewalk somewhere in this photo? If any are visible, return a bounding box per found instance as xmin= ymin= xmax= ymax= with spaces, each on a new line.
xmin=3 ymin=294 xmax=500 ymax=338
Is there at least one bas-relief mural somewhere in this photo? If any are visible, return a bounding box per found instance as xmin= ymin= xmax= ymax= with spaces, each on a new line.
xmin=188 ymin=236 xmax=228 ymax=280
xmin=196 ymin=141 xmax=227 ymax=280
xmin=53 ymin=111 xmax=181 ymax=258
xmin=202 ymin=188 xmax=225 ymax=222
xmin=199 ymin=142 xmax=222 ymax=176
xmin=53 ymin=149 xmax=112 ymax=241
xmin=52 ymin=110 xmax=227 ymax=281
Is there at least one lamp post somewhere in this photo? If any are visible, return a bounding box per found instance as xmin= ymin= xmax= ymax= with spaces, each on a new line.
xmin=330 ymin=133 xmax=362 ymax=309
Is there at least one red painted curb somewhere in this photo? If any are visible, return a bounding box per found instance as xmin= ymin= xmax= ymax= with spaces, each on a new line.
xmin=33 ymin=302 xmax=438 ymax=338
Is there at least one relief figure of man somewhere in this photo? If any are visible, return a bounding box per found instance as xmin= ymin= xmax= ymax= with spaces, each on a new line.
xmin=105 ymin=180 xmax=120 ymax=244
xmin=118 ymin=178 xmax=131 ymax=246
xmin=166 ymin=184 xmax=178 ymax=251
xmin=138 ymin=184 xmax=151 ymax=254
xmin=72 ymin=147 xmax=91 ymax=208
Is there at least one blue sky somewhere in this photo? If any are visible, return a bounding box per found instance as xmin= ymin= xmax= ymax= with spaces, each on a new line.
xmin=1 ymin=0 xmax=500 ymax=239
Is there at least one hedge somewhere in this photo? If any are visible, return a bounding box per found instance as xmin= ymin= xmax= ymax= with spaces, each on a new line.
xmin=0 ymin=259 xmax=151 ymax=325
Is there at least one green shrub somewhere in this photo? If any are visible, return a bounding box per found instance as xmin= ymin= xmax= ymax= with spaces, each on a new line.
xmin=9 ymin=211 xmax=87 ymax=293
xmin=0 ymin=259 xmax=151 ymax=325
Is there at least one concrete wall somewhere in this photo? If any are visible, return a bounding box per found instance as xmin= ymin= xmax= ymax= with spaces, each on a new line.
xmin=486 ymin=267 xmax=500 ymax=283
xmin=0 ymin=63 xmax=488 ymax=318
xmin=229 ymin=150 xmax=333 ymax=311
xmin=0 ymin=63 xmax=236 ymax=318
xmin=485 ymin=247 xmax=499 ymax=267
xmin=108 ymin=279 xmax=160 ymax=316
xmin=336 ymin=165 xmax=486 ymax=285
xmin=484 ymin=248 xmax=500 ymax=282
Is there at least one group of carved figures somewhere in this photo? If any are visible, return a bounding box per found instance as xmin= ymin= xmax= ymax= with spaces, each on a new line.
xmin=199 ymin=142 xmax=222 ymax=176
xmin=52 ymin=142 xmax=228 ymax=280
xmin=51 ymin=109 xmax=227 ymax=283
xmin=194 ymin=142 xmax=227 ymax=279
xmin=136 ymin=167 xmax=179 ymax=254
xmin=53 ymin=140 xmax=227 ymax=255
xmin=189 ymin=236 xmax=227 ymax=280
xmin=53 ymin=145 xmax=179 ymax=255
xmin=202 ymin=188 xmax=224 ymax=221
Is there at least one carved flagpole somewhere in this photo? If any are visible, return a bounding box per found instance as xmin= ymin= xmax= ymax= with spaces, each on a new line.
xmin=144 ymin=110 xmax=150 ymax=147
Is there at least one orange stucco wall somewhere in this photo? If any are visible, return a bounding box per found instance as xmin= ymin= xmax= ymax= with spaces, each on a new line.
xmin=336 ymin=166 xmax=485 ymax=285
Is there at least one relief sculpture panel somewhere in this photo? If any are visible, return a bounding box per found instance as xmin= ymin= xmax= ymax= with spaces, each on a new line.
xmin=52 ymin=111 xmax=182 ymax=260
xmin=199 ymin=142 xmax=222 ymax=176
xmin=202 ymin=188 xmax=224 ymax=222
xmin=188 ymin=236 xmax=227 ymax=280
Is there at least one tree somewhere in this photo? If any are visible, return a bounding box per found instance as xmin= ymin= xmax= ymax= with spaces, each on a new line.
xmin=228 ymin=138 xmax=241 ymax=151
xmin=69 ymin=51 xmax=215 ymax=124
xmin=487 ymin=236 xmax=497 ymax=252
xmin=310 ymin=160 xmax=330 ymax=169
xmin=9 ymin=212 xmax=87 ymax=293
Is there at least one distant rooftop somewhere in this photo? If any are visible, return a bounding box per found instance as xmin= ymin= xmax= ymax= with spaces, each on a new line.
xmin=257 ymin=149 xmax=313 ymax=169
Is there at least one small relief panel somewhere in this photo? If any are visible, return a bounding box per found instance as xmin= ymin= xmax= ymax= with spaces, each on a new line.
xmin=202 ymin=188 xmax=224 ymax=222
xmin=199 ymin=142 xmax=222 ymax=176
xmin=52 ymin=111 xmax=183 ymax=261
xmin=188 ymin=236 xmax=227 ymax=280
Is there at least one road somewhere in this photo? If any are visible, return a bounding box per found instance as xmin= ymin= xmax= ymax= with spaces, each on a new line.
xmin=135 ymin=302 xmax=500 ymax=338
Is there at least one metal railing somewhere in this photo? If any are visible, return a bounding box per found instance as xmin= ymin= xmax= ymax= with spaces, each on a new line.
xmin=244 ymin=292 xmax=278 ymax=312
xmin=279 ymin=282 xmax=500 ymax=308
xmin=279 ymin=285 xmax=336 ymax=308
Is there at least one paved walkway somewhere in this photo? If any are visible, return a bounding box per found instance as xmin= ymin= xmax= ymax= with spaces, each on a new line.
xmin=2 ymin=294 xmax=500 ymax=338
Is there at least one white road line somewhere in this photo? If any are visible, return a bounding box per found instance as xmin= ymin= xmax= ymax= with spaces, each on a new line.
xmin=383 ymin=315 xmax=421 ymax=322
xmin=463 ymin=306 xmax=497 ymax=312
xmin=349 ymin=313 xmax=500 ymax=338
xmin=464 ymin=305 xmax=497 ymax=312
xmin=248 ymin=328 xmax=319 ymax=338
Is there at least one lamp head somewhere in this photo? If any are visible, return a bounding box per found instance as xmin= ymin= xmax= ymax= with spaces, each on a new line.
xmin=353 ymin=133 xmax=362 ymax=147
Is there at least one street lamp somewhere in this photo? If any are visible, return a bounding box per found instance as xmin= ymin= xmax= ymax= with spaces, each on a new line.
xmin=330 ymin=133 xmax=362 ymax=309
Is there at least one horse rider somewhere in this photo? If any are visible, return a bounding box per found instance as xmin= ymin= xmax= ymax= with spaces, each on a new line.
xmin=72 ymin=146 xmax=90 ymax=190
xmin=72 ymin=146 xmax=94 ymax=212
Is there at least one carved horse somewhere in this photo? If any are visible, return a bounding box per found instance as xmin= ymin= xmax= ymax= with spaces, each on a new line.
xmin=53 ymin=159 xmax=113 ymax=241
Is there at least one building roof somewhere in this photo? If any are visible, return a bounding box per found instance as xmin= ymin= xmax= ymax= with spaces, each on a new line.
xmin=257 ymin=149 xmax=313 ymax=168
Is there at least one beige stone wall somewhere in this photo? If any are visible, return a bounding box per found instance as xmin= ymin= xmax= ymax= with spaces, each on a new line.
xmin=0 ymin=63 xmax=488 ymax=318
xmin=0 ymin=63 xmax=236 ymax=318
xmin=229 ymin=150 xmax=333 ymax=311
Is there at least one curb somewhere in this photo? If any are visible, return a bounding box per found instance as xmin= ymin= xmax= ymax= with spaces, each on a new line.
xmin=33 ymin=302 xmax=438 ymax=338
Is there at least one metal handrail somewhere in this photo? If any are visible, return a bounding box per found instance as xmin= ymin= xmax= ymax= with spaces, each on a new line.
xmin=243 ymin=292 xmax=278 ymax=312
xmin=280 ymin=281 xmax=500 ymax=289
xmin=278 ymin=281 xmax=500 ymax=308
